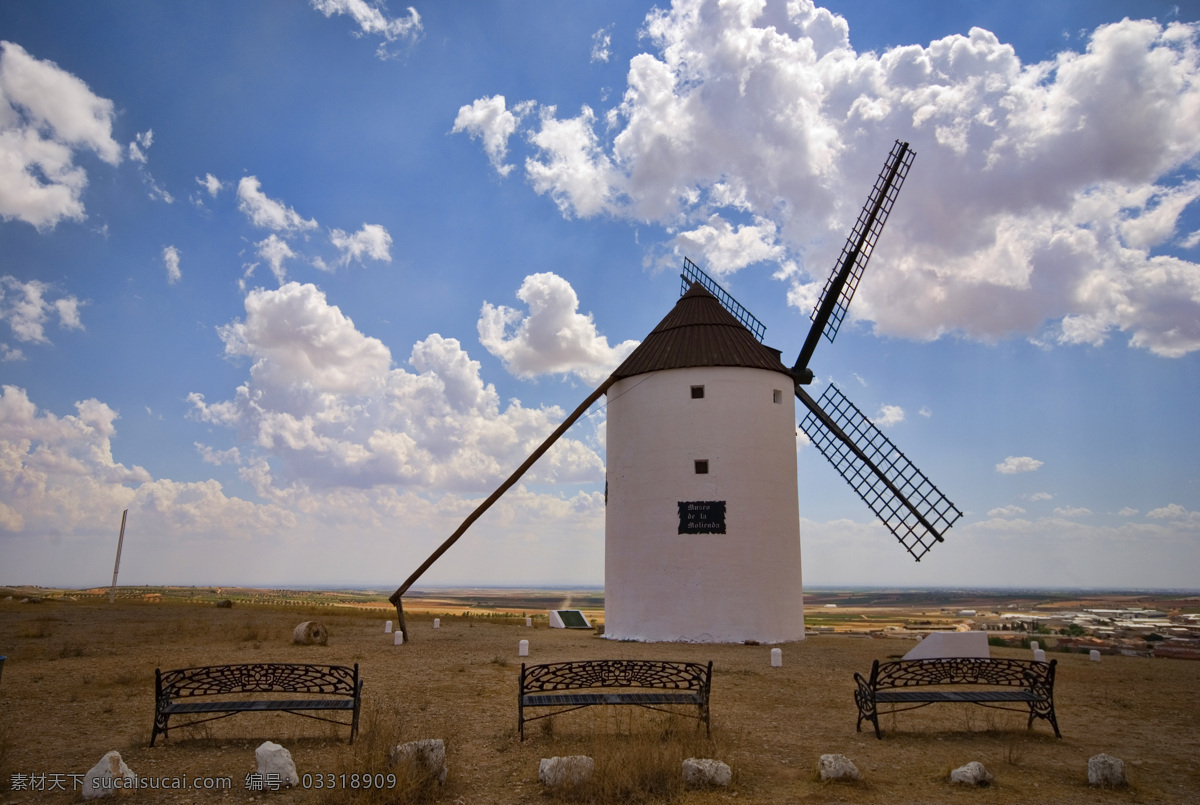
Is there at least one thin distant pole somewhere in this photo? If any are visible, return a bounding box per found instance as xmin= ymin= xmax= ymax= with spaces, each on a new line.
xmin=109 ymin=509 xmax=128 ymax=603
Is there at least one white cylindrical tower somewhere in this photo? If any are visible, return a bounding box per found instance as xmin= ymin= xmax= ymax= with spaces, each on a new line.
xmin=604 ymin=284 xmax=805 ymax=643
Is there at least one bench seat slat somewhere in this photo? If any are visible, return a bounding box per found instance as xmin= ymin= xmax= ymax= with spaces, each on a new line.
xmin=163 ymin=699 xmax=357 ymax=714
xmin=876 ymin=690 xmax=1040 ymax=704
xmin=523 ymin=691 xmax=704 ymax=707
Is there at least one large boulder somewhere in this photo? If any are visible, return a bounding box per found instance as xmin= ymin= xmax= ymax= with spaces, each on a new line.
xmin=1088 ymin=753 xmax=1127 ymax=787
xmin=255 ymin=741 xmax=299 ymax=788
xmin=391 ymin=739 xmax=448 ymax=785
xmin=818 ymin=754 xmax=861 ymax=782
xmin=950 ymin=761 xmax=994 ymax=786
xmin=682 ymin=758 xmax=731 ymax=787
xmin=539 ymin=755 xmax=594 ymax=787
xmin=81 ymin=751 xmax=136 ymax=800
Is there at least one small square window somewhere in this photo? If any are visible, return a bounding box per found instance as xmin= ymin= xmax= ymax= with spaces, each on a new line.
xmin=773 ymin=389 xmax=783 ymax=404
xmin=694 ymin=460 xmax=709 ymax=474
xmin=691 ymin=385 xmax=705 ymax=399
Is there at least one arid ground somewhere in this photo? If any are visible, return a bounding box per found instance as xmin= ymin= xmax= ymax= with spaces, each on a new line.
xmin=1 ymin=593 xmax=1197 ymax=804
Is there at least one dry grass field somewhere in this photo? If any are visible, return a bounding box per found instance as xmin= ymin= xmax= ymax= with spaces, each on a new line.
xmin=1 ymin=596 xmax=1197 ymax=804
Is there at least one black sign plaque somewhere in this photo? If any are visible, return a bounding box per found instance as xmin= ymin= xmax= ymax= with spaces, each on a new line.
xmin=678 ymin=500 xmax=727 ymax=534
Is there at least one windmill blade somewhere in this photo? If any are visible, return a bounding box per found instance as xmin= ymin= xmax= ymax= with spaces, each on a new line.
xmin=796 ymin=383 xmax=961 ymax=560
xmin=793 ymin=140 xmax=915 ymax=380
xmin=681 ymin=257 xmax=766 ymax=342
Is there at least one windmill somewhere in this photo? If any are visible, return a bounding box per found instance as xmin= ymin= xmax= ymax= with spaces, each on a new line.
xmin=389 ymin=140 xmax=961 ymax=643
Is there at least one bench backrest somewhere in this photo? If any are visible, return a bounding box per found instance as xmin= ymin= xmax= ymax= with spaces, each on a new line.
xmin=521 ymin=660 xmax=712 ymax=694
xmin=157 ymin=663 xmax=358 ymax=699
xmin=871 ymin=657 xmax=1055 ymax=691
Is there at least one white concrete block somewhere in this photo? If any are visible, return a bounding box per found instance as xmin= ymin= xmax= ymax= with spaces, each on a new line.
xmin=1033 ymin=648 xmax=1046 ymax=662
xmin=1090 ymin=649 xmax=1101 ymax=662
xmin=433 ymin=618 xmax=440 ymax=629
xmin=903 ymin=631 xmax=990 ymax=660
xmin=519 ymin=639 xmax=529 ymax=657
xmin=770 ymin=647 xmax=782 ymax=667
xmin=385 ymin=620 xmax=392 ymax=633
xmin=394 ymin=630 xmax=404 ymax=646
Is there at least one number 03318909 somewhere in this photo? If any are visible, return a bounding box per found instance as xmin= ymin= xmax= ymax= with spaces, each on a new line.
xmin=301 ymin=773 xmax=397 ymax=790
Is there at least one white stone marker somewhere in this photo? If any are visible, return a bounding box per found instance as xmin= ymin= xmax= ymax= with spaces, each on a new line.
xmin=539 ymin=756 xmax=593 ymax=787
xmin=1090 ymin=649 xmax=1101 ymax=661
xmin=1033 ymin=648 xmax=1046 ymax=662
xmin=256 ymin=741 xmax=299 ymax=788
xmin=1030 ymin=640 xmax=1039 ymax=651
xmin=394 ymin=631 xmax=404 ymax=646
xmin=519 ymin=639 xmax=529 ymax=657
xmin=82 ymin=751 xmax=136 ymax=800
xmin=391 ymin=739 xmax=448 ymax=785
xmin=526 ymin=617 xmax=533 ymax=627
xmin=770 ymin=648 xmax=782 ymax=667
xmin=433 ymin=618 xmax=440 ymax=629
xmin=385 ymin=620 xmax=392 ymax=633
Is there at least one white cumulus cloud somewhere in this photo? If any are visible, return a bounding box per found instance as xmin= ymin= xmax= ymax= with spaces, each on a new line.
xmin=190 ymin=281 xmax=606 ymax=494
xmin=330 ymin=223 xmax=393 ymax=267
xmin=478 ymin=272 xmax=639 ymax=385
xmin=996 ymin=455 xmax=1043 ymax=474
xmin=162 ymin=245 xmax=181 ymax=284
xmin=1148 ymin=503 xmax=1189 ymax=519
xmin=873 ymin=404 xmax=905 ymax=427
xmin=0 ymin=277 xmax=84 ymax=344
xmin=452 ymin=95 xmax=530 ymax=178
xmin=458 ymin=2 xmax=1200 ymax=357
xmin=591 ymin=26 xmax=613 ymax=64
xmin=255 ymin=235 xmax=295 ymax=285
xmin=197 ymin=173 xmax=223 ymax=197
xmin=0 ymin=41 xmax=122 ymax=229
xmin=310 ymin=0 xmax=421 ymax=58
xmin=236 ymin=177 xmax=318 ymax=234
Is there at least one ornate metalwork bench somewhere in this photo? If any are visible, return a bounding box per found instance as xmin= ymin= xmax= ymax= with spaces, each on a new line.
xmin=151 ymin=663 xmax=361 ymax=746
xmin=518 ymin=659 xmax=712 ymax=740
xmin=854 ymin=656 xmax=1060 ymax=739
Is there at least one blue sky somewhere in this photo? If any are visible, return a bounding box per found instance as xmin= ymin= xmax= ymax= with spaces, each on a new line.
xmin=1 ymin=0 xmax=1198 ymax=590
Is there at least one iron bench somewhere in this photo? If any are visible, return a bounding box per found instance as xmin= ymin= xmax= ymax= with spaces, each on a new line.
xmin=854 ymin=656 xmax=1060 ymax=739
xmin=518 ymin=659 xmax=712 ymax=740
xmin=151 ymin=663 xmax=361 ymax=746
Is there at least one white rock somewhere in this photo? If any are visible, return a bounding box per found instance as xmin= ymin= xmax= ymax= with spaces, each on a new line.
xmin=682 ymin=758 xmax=731 ymax=787
xmin=82 ymin=751 xmax=136 ymax=800
xmin=1088 ymin=753 xmax=1127 ymax=787
xmin=818 ymin=753 xmax=861 ymax=781
xmin=539 ymin=755 xmax=594 ymax=787
xmin=950 ymin=761 xmax=994 ymax=786
xmin=391 ymin=739 xmax=448 ymax=784
xmin=256 ymin=741 xmax=299 ymax=788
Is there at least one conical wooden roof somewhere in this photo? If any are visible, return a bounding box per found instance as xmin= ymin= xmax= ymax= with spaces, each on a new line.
xmin=611 ymin=282 xmax=794 ymax=380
